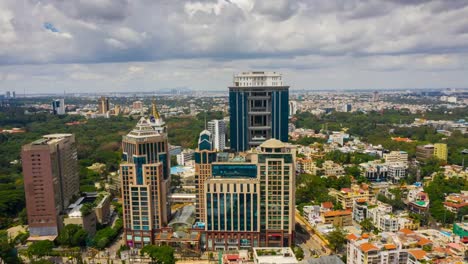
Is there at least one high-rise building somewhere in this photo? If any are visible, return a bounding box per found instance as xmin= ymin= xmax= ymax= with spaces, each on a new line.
xmin=98 ymin=96 xmax=110 ymax=114
xmin=433 ymin=143 xmax=448 ymax=162
xmin=22 ymin=134 xmax=79 ymax=238
xmin=289 ymin=101 xmax=298 ymax=116
xmin=208 ymin=119 xmax=226 ymax=151
xmin=229 ymin=71 xmax=289 ymax=151
xmin=202 ymin=139 xmax=296 ymax=250
xmin=120 ymin=115 xmax=171 ymax=248
xmin=194 ymin=130 xmax=217 ymax=222
xmin=52 ymin=99 xmax=65 ymax=115
xmin=416 ymin=144 xmax=434 ymax=162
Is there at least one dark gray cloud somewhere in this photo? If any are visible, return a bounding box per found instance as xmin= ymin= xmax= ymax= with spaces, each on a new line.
xmin=1 ymin=0 xmax=468 ymax=92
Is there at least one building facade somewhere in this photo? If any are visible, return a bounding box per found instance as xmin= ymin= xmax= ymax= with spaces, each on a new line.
xmin=98 ymin=96 xmax=109 ymax=114
xmin=433 ymin=143 xmax=448 ymax=162
xmin=22 ymin=134 xmax=79 ymax=238
xmin=203 ymin=139 xmax=296 ymax=250
xmin=121 ymin=116 xmax=171 ymax=248
xmin=52 ymin=99 xmax=65 ymax=115
xmin=208 ymin=119 xmax=226 ymax=151
xmin=229 ymin=72 xmax=289 ymax=151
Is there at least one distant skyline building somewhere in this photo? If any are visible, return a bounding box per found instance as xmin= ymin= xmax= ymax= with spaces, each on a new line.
xmin=52 ymin=99 xmax=65 ymax=115
xmin=120 ymin=115 xmax=171 ymax=248
xmin=229 ymin=71 xmax=289 ymax=151
xmin=289 ymin=101 xmax=297 ymax=116
xmin=133 ymin=100 xmax=143 ymax=110
xmin=22 ymin=134 xmax=79 ymax=238
xmin=98 ymin=96 xmax=110 ymax=114
xmin=208 ymin=119 xmax=226 ymax=151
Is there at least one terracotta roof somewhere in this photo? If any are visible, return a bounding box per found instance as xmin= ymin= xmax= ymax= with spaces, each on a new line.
xmin=417 ymin=237 xmax=432 ymax=246
xmin=444 ymin=202 xmax=468 ymax=208
xmin=399 ymin=228 xmax=415 ymax=235
xmin=321 ymin=202 xmax=334 ymax=209
xmin=361 ymin=233 xmax=370 ymax=239
xmin=408 ymin=249 xmax=427 ymax=260
xmin=346 ymin=234 xmax=358 ymax=241
xmin=356 ymin=198 xmax=367 ymax=203
xmin=323 ymin=210 xmax=351 ymax=217
xmin=447 ymin=243 xmax=463 ymax=251
xmin=384 ymin=244 xmax=397 ymax=250
xmin=360 ymin=242 xmax=379 ymax=253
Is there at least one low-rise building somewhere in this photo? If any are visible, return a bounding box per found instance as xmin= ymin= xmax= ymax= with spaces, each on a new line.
xmin=408 ymin=192 xmax=430 ymax=214
xmin=253 ymin=247 xmax=298 ymax=264
xmin=384 ymin=151 xmax=408 ymax=166
xmin=330 ymin=184 xmax=372 ymax=209
xmin=443 ymin=193 xmax=468 ymax=214
xmin=321 ymin=210 xmax=352 ymax=227
xmin=322 ymin=160 xmax=345 ymax=177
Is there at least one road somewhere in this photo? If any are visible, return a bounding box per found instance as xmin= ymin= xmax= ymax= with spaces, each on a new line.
xmin=295 ymin=209 xmax=331 ymax=259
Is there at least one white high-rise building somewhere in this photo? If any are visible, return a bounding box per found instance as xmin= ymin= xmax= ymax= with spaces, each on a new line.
xmin=207 ymin=119 xmax=226 ymax=151
xmin=52 ymin=99 xmax=66 ymax=115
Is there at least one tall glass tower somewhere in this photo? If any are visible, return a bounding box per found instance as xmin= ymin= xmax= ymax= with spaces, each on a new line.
xmin=121 ymin=112 xmax=170 ymax=248
xmin=229 ymin=71 xmax=289 ymax=152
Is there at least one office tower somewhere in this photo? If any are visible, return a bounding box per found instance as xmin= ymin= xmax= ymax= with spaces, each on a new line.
xmin=229 ymin=71 xmax=289 ymax=151
xmin=52 ymin=99 xmax=66 ymax=115
xmin=372 ymin=91 xmax=379 ymax=102
xmin=12 ymin=91 xmax=15 ymax=98
xmin=208 ymin=119 xmax=226 ymax=151
xmin=98 ymin=96 xmax=110 ymax=114
xmin=22 ymin=134 xmax=79 ymax=237
xmin=433 ymin=143 xmax=448 ymax=162
xmin=6 ymin=91 xmax=11 ymax=98
xmin=194 ymin=130 xmax=217 ymax=222
xmin=203 ymin=139 xmax=296 ymax=250
xmin=121 ymin=116 xmax=171 ymax=248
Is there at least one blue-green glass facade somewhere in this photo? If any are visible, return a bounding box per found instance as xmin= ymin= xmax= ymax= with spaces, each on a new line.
xmin=212 ymin=164 xmax=257 ymax=178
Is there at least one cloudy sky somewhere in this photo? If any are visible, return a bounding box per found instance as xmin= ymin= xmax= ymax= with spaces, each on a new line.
xmin=1 ymin=0 xmax=468 ymax=94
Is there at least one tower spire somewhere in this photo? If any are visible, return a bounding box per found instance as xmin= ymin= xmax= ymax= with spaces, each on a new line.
xmin=151 ymin=97 xmax=160 ymax=119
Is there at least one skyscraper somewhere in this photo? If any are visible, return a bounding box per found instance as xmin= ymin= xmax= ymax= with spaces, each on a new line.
xmin=22 ymin=134 xmax=79 ymax=238
xmin=229 ymin=71 xmax=289 ymax=152
xmin=203 ymin=139 xmax=296 ymax=250
xmin=52 ymin=99 xmax=65 ymax=115
xmin=194 ymin=130 xmax=217 ymax=222
xmin=98 ymin=96 xmax=110 ymax=114
xmin=120 ymin=114 xmax=171 ymax=248
xmin=208 ymin=119 xmax=226 ymax=151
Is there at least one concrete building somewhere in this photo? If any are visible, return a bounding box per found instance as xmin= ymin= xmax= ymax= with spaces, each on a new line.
xmin=229 ymin=71 xmax=289 ymax=151
xmin=321 ymin=210 xmax=352 ymax=227
xmin=132 ymin=100 xmax=143 ymax=110
xmin=416 ymin=144 xmax=434 ymax=162
xmin=120 ymin=116 xmax=171 ymax=248
xmin=368 ymin=202 xmax=399 ymax=232
xmin=289 ymin=101 xmax=298 ymax=116
xmin=352 ymin=199 xmax=369 ymax=223
xmin=22 ymin=134 xmax=80 ymax=238
xmin=98 ymin=96 xmax=109 ymax=114
xmin=52 ymin=99 xmax=66 ymax=115
xmin=433 ymin=143 xmax=448 ymax=162
xmin=203 ymin=139 xmax=296 ymax=250
xmin=176 ymin=149 xmax=194 ymax=166
xmin=253 ymin=247 xmax=298 ymax=264
xmin=330 ymin=184 xmax=372 ymax=209
xmin=384 ymin=151 xmax=408 ymax=166
xmin=208 ymin=119 xmax=226 ymax=151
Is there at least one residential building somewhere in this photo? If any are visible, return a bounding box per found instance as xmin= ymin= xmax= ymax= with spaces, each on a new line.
xmin=321 ymin=210 xmax=352 ymax=227
xmin=368 ymin=202 xmax=398 ymax=232
xmin=408 ymin=192 xmax=430 ymax=214
xmin=204 ymin=139 xmax=296 ymax=250
xmin=352 ymin=199 xmax=369 ymax=223
xmin=330 ymin=184 xmax=372 ymax=209
xmin=296 ymin=158 xmax=318 ymax=174
xmin=434 ymin=143 xmax=448 ymax=162
xmin=132 ymin=100 xmax=144 ymax=110
xmin=22 ymin=134 xmax=80 ymax=238
xmin=303 ymin=205 xmax=322 ymax=226
xmin=208 ymin=119 xmax=227 ymax=151
xmin=322 ymin=160 xmax=345 ymax=177
xmin=176 ymin=149 xmax=194 ymax=166
xmin=98 ymin=96 xmax=109 ymax=114
xmin=120 ymin=116 xmax=171 ymax=248
xmin=384 ymin=151 xmax=408 ymax=166
xmin=253 ymin=247 xmax=298 ymax=264
xmin=52 ymin=99 xmax=65 ymax=115
xmin=416 ymin=144 xmax=434 ymax=162
xmin=360 ymin=161 xmax=388 ymax=182
xmin=387 ymin=163 xmax=407 ymax=183
xmin=443 ymin=193 xmax=468 ymax=214
xmin=229 ymin=71 xmax=289 ymax=151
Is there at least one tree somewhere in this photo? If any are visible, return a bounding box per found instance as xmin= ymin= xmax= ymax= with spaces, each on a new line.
xmin=360 ymin=218 xmax=375 ymax=233
xmin=326 ymin=226 xmax=347 ymax=253
xmin=27 ymin=240 xmax=54 ymax=261
xmin=80 ymin=203 xmax=94 ymax=216
xmin=293 ymin=246 xmax=304 ymax=260
xmin=57 ymin=224 xmax=88 ymax=247
xmin=141 ymin=245 xmax=175 ymax=264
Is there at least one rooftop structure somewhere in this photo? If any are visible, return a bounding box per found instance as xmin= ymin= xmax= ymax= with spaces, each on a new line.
xmin=252 ymin=247 xmax=298 ymax=264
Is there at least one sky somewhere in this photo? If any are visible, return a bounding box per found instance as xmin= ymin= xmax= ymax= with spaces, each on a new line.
xmin=1 ymin=0 xmax=468 ymax=94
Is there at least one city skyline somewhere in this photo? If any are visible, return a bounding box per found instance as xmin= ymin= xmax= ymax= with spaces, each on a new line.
xmin=1 ymin=0 xmax=468 ymax=93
